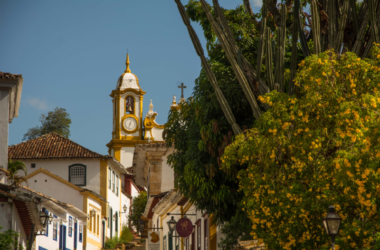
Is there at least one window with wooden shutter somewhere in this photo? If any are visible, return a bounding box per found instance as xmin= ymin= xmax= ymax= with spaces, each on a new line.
xmin=69 ymin=164 xmax=86 ymax=186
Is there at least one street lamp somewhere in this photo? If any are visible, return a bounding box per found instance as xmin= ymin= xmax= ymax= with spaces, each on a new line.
xmin=139 ymin=219 xmax=145 ymax=233
xmin=120 ymin=204 xmax=128 ymax=217
xmin=323 ymin=205 xmax=342 ymax=250
xmin=167 ymin=216 xmax=177 ymax=233
xmin=39 ymin=208 xmax=49 ymax=226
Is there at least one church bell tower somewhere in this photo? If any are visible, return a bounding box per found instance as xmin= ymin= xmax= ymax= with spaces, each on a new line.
xmin=107 ymin=54 xmax=146 ymax=168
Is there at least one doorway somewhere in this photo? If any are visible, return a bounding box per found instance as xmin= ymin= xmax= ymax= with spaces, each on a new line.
xmin=59 ymin=225 xmax=67 ymax=250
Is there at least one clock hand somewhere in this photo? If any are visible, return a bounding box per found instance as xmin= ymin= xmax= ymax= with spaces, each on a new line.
xmin=129 ymin=121 xmax=131 ymax=127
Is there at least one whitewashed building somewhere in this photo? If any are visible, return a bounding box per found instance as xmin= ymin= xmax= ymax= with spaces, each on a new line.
xmin=9 ymin=132 xmax=130 ymax=249
xmin=18 ymin=185 xmax=87 ymax=250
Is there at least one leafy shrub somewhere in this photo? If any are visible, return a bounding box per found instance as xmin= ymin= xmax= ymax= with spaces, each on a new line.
xmin=104 ymin=236 xmax=119 ymax=249
xmin=0 ymin=226 xmax=23 ymax=250
xmin=223 ymin=46 xmax=380 ymax=249
xmin=128 ymin=191 xmax=147 ymax=232
xmin=120 ymin=225 xmax=134 ymax=243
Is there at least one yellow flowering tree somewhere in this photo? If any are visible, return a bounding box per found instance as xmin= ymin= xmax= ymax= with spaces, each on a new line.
xmin=222 ymin=46 xmax=380 ymax=250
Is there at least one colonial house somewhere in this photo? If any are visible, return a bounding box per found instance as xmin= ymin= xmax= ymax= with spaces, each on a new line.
xmin=0 ymin=181 xmax=87 ymax=250
xmin=18 ymin=185 xmax=87 ymax=250
xmin=19 ymin=167 xmax=106 ymax=249
xmin=0 ymin=71 xmax=23 ymax=178
xmin=8 ymin=132 xmax=131 ymax=250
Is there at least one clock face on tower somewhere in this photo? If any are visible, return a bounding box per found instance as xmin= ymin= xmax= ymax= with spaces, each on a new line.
xmin=123 ymin=117 xmax=137 ymax=132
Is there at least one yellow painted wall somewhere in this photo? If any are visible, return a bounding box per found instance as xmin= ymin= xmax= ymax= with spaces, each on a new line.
xmin=82 ymin=195 xmax=88 ymax=248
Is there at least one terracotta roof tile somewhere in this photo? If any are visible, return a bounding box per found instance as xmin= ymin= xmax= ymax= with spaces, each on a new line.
xmin=8 ymin=132 xmax=111 ymax=159
xmin=0 ymin=71 xmax=22 ymax=79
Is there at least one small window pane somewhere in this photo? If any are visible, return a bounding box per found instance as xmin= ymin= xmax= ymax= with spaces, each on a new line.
xmin=116 ymin=175 xmax=119 ymax=196
xmin=53 ymin=222 xmax=57 ymax=240
xmin=108 ymin=168 xmax=111 ymax=189
xmin=112 ymin=172 xmax=115 ymax=192
xmin=69 ymin=217 xmax=73 ymax=236
xmin=79 ymin=225 xmax=83 ymax=242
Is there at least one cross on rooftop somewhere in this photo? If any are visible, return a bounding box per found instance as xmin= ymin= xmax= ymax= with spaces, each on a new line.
xmin=178 ymin=83 xmax=187 ymax=99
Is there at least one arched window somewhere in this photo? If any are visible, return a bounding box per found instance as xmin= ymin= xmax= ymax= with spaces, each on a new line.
xmin=69 ymin=164 xmax=86 ymax=186
xmin=125 ymin=96 xmax=134 ymax=114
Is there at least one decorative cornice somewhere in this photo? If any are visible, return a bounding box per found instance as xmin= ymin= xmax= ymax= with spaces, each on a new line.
xmin=110 ymin=88 xmax=146 ymax=98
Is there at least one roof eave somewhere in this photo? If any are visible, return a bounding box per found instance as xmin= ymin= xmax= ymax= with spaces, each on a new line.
xmin=0 ymin=77 xmax=23 ymax=123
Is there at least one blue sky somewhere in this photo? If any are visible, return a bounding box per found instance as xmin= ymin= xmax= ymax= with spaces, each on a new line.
xmin=1 ymin=0 xmax=261 ymax=155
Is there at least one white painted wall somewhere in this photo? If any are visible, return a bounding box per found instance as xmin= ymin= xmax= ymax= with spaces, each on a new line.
xmin=120 ymin=147 xmax=135 ymax=169
xmin=0 ymin=200 xmax=12 ymax=231
xmin=120 ymin=192 xmax=131 ymax=227
xmin=106 ymin=164 xmax=122 ymax=239
xmin=152 ymin=127 xmax=164 ymax=141
xmin=131 ymin=182 xmax=140 ymax=198
xmin=161 ymin=154 xmax=174 ymax=193
xmin=24 ymin=172 xmax=84 ymax=210
xmin=35 ymin=209 xmax=84 ymax=250
xmin=21 ymin=159 xmax=101 ymax=195
xmin=0 ymin=89 xmax=9 ymax=173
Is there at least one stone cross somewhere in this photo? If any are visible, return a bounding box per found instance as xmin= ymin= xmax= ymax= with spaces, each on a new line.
xmin=178 ymin=83 xmax=187 ymax=99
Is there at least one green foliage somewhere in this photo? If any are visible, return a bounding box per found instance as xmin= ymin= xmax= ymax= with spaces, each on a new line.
xmin=104 ymin=236 xmax=122 ymax=249
xmin=222 ymin=46 xmax=380 ymax=250
xmin=128 ymin=191 xmax=147 ymax=232
xmin=217 ymin=209 xmax=252 ymax=249
xmin=104 ymin=226 xmax=133 ymax=249
xmin=168 ymin=1 xmax=303 ymax=249
xmin=23 ymin=107 xmax=71 ymax=140
xmin=7 ymin=159 xmax=27 ymax=185
xmin=120 ymin=225 xmax=134 ymax=243
xmin=0 ymin=226 xmax=23 ymax=250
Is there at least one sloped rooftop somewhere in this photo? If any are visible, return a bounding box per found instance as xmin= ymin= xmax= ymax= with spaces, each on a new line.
xmin=8 ymin=132 xmax=111 ymax=159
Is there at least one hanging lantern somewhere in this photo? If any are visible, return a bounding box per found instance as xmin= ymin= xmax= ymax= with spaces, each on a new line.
xmin=167 ymin=216 xmax=177 ymax=233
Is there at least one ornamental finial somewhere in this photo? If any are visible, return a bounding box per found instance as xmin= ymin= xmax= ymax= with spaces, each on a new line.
xmin=149 ymin=100 xmax=154 ymax=112
xmin=125 ymin=53 xmax=131 ymax=73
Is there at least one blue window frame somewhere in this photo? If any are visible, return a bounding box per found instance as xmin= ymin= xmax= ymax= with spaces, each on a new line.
xmin=44 ymin=209 xmax=49 ymax=237
xmin=53 ymin=215 xmax=58 ymax=241
xmin=79 ymin=225 xmax=83 ymax=242
xmin=68 ymin=216 xmax=73 ymax=237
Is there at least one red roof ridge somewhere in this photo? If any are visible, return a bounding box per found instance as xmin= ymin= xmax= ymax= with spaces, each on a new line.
xmin=8 ymin=132 xmax=111 ymax=159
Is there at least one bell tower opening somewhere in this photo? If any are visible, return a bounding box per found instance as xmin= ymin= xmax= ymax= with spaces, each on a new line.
xmin=125 ymin=96 xmax=134 ymax=115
